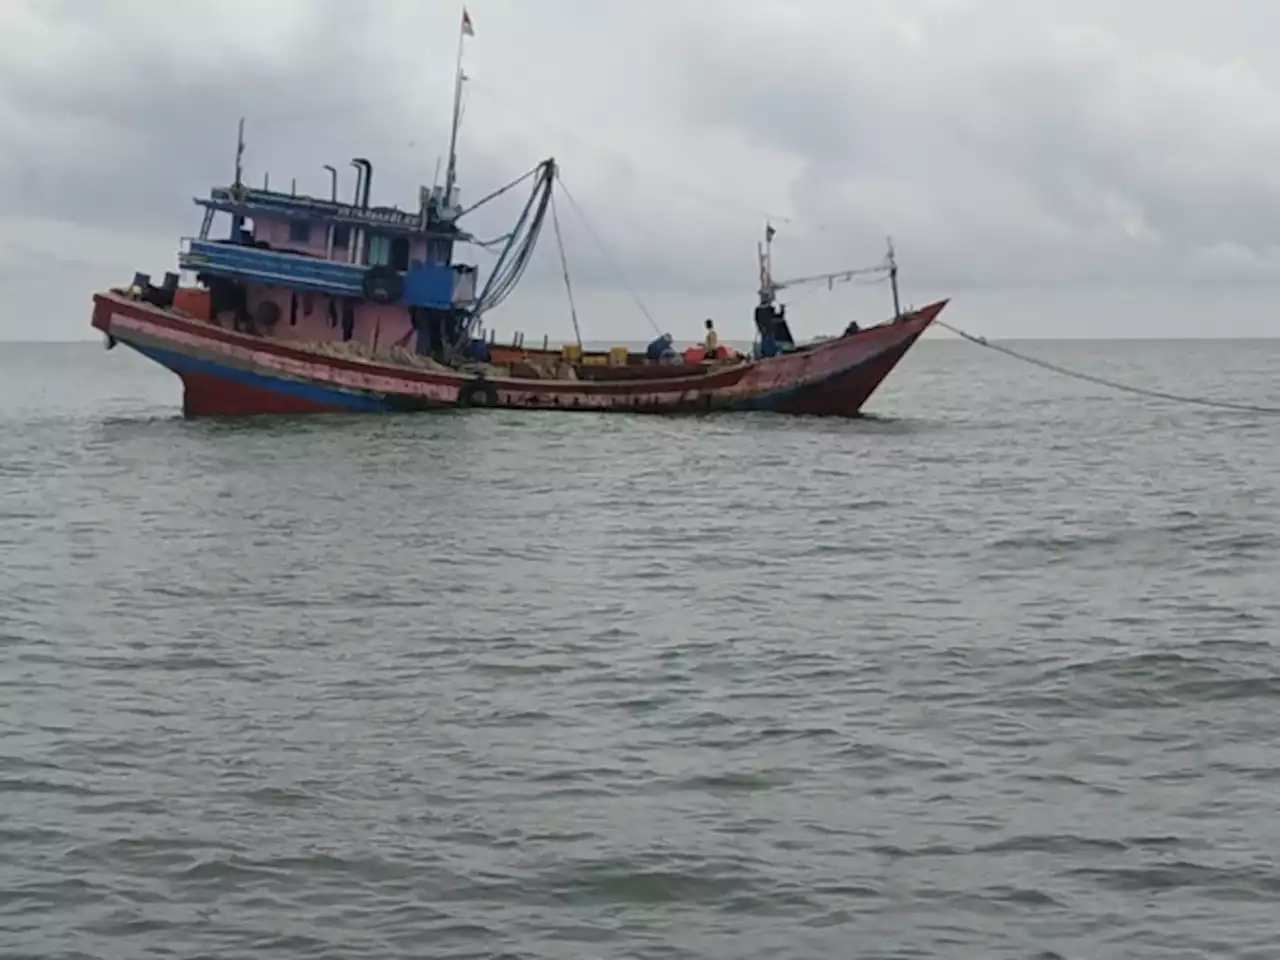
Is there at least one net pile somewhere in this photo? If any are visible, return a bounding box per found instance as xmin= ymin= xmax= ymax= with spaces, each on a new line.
xmin=297 ymin=339 xmax=454 ymax=372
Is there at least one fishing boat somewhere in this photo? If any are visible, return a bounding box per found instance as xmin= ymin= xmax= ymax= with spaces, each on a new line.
xmin=89 ymin=9 xmax=947 ymax=418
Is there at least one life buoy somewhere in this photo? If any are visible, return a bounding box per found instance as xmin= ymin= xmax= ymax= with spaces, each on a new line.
xmin=254 ymin=300 xmax=282 ymax=328
xmin=361 ymin=265 xmax=403 ymax=305
xmin=456 ymin=379 xmax=497 ymax=407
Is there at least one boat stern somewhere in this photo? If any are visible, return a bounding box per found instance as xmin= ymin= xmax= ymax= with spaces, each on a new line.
xmin=91 ymin=291 xmax=117 ymax=335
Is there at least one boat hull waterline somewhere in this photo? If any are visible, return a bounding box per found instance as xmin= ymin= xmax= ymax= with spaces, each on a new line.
xmin=91 ymin=291 xmax=947 ymax=418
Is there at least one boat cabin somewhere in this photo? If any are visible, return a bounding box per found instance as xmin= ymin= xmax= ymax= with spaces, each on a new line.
xmin=161 ymin=160 xmax=738 ymax=378
xmin=175 ymin=158 xmax=478 ymax=357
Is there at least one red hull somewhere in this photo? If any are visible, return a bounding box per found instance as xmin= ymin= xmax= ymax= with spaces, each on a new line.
xmin=92 ymin=291 xmax=945 ymax=418
xmin=179 ymin=369 xmax=351 ymax=416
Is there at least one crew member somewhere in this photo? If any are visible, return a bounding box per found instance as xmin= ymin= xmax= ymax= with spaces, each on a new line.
xmin=703 ymin=318 xmax=719 ymax=355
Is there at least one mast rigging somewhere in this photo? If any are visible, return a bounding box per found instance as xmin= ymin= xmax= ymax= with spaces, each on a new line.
xmin=758 ymin=223 xmax=901 ymax=318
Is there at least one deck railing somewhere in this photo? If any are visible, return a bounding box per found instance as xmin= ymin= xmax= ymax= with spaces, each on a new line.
xmin=177 ymin=239 xmax=461 ymax=309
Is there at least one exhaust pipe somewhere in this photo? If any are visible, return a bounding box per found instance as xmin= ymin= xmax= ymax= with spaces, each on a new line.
xmin=349 ymin=159 xmax=364 ymax=206
xmin=349 ymin=158 xmax=372 ymax=264
xmin=352 ymin=157 xmax=372 ymax=208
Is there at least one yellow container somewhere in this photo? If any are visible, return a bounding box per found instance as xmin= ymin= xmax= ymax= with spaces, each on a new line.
xmin=580 ymin=353 xmax=607 ymax=366
xmin=561 ymin=343 xmax=583 ymax=362
xmin=609 ymin=345 xmax=629 ymax=366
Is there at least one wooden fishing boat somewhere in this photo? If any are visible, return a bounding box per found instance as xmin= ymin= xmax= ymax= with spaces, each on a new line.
xmin=90 ymin=284 xmax=945 ymax=416
xmin=89 ymin=8 xmax=947 ymax=418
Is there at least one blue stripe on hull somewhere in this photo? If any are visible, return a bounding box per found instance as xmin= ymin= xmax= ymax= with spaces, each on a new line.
xmin=129 ymin=342 xmax=393 ymax=412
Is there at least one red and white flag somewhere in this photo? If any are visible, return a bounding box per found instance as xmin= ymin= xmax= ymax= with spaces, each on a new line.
xmin=461 ymin=7 xmax=474 ymax=36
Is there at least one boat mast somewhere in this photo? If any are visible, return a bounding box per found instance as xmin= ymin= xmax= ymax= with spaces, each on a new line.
xmin=887 ymin=236 xmax=901 ymax=319
xmin=443 ymin=6 xmax=473 ymax=216
xmin=233 ymin=117 xmax=245 ymax=187
xmin=228 ymin=117 xmax=247 ymax=243
xmin=757 ymin=222 xmax=777 ymax=306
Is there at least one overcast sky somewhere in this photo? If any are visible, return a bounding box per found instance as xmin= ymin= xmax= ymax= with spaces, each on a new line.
xmin=4 ymin=0 xmax=1280 ymax=341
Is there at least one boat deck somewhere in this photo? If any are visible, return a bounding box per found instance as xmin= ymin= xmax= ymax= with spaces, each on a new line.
xmin=117 ymin=285 xmax=745 ymax=383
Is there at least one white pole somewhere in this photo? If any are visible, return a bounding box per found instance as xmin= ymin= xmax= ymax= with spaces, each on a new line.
xmin=443 ymin=8 xmax=468 ymax=211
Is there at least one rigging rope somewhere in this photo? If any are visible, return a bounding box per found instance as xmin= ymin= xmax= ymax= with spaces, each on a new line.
xmin=460 ymin=161 xmax=541 ymax=218
xmin=554 ymin=174 xmax=663 ymax=337
xmin=550 ymin=191 xmax=583 ymax=349
xmin=468 ymin=159 xmax=555 ymax=321
xmin=935 ymin=320 xmax=1280 ymax=415
xmin=782 ymin=272 xmax=886 ymax=309
xmin=469 ymin=231 xmax=516 ymax=249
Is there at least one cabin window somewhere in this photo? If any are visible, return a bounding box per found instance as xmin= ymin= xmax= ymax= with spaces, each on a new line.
xmin=390 ymin=237 xmax=410 ymax=271
xmin=367 ymin=234 xmax=392 ymax=266
xmin=331 ymin=223 xmax=351 ymax=251
xmin=427 ymin=237 xmax=452 ymax=264
xmin=289 ymin=220 xmax=312 ymax=244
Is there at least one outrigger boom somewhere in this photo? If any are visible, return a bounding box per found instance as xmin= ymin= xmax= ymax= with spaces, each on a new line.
xmin=757 ymin=223 xmax=901 ymax=320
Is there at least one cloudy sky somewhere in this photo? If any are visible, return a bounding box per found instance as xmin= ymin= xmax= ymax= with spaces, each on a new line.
xmin=4 ymin=0 xmax=1280 ymax=341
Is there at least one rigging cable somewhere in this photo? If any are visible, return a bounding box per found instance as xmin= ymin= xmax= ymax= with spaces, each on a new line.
xmin=468 ymin=159 xmax=555 ymax=323
xmin=549 ymin=191 xmax=583 ymax=349
xmin=554 ymin=173 xmax=664 ymax=337
xmin=460 ymin=161 xmax=541 ymax=218
xmin=470 ymin=231 xmax=516 ymax=249
xmin=782 ymin=271 xmax=886 ymax=309
xmin=935 ymin=319 xmax=1280 ymax=415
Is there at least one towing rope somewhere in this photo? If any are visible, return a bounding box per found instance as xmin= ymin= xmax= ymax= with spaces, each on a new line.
xmin=935 ymin=320 xmax=1280 ymax=416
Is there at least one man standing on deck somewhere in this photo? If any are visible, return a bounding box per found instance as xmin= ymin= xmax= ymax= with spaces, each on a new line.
xmin=703 ymin=318 xmax=719 ymax=355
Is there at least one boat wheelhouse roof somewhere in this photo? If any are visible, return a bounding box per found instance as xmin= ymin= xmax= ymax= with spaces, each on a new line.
xmin=195 ymin=185 xmax=475 ymax=243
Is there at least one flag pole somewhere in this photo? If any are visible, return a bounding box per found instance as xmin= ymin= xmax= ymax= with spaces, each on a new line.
xmin=443 ymin=6 xmax=470 ymax=215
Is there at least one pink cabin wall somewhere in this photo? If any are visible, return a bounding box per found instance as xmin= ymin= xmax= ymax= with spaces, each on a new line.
xmin=235 ymin=216 xmax=448 ymax=349
xmin=245 ymin=286 xmax=417 ymax=351
xmin=251 ymin=218 xmax=331 ymax=259
xmin=251 ymin=215 xmax=435 ymax=268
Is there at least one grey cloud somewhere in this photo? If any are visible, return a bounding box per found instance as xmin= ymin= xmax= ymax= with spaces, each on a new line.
xmin=672 ymin=1 xmax=1280 ymax=288
xmin=0 ymin=4 xmax=443 ymax=234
